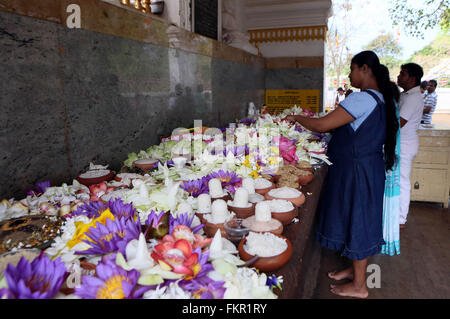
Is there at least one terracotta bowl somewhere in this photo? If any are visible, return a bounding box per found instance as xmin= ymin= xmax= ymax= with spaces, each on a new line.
xmin=133 ymin=159 xmax=158 ymax=171
xmin=296 ymin=161 xmax=314 ymax=173
xmin=238 ymin=234 xmax=293 ymax=272
xmin=297 ymin=171 xmax=314 ymax=186
xmin=242 ymin=217 xmax=284 ymax=235
xmin=271 ymin=206 xmax=298 ymax=225
xmin=204 ymin=220 xmax=229 ymax=238
xmin=227 ymin=203 xmax=255 ymax=219
xmin=255 ymin=183 xmax=276 ymax=196
xmin=172 ymin=153 xmax=191 ymax=161
xmin=195 ymin=212 xmax=210 ymax=225
xmin=264 ymin=192 xmax=306 ymax=207
xmin=211 ymin=194 xmax=232 ymax=202
xmin=76 ymin=170 xmax=115 ymax=187
xmin=270 ymin=175 xmax=280 ymax=184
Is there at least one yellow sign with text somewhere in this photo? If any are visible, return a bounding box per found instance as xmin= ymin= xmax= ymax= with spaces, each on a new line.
xmin=265 ymin=89 xmax=320 ymax=114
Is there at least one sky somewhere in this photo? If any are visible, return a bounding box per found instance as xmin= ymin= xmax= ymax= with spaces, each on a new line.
xmin=332 ymin=0 xmax=441 ymax=60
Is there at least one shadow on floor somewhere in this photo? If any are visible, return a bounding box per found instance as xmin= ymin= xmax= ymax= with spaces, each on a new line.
xmin=312 ymin=201 xmax=450 ymax=299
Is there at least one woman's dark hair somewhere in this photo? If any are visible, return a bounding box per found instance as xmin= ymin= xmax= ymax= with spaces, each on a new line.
xmin=391 ymin=81 xmax=400 ymax=103
xmin=351 ymin=50 xmax=399 ymax=171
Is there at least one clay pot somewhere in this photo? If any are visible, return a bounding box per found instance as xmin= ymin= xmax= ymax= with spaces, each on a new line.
xmin=264 ymin=191 xmax=306 ymax=207
xmin=255 ymin=183 xmax=276 ymax=196
xmin=296 ymin=161 xmax=314 ymax=173
xmin=227 ymin=203 xmax=255 ymax=219
xmin=172 ymin=153 xmax=191 ymax=161
xmin=195 ymin=212 xmax=209 ymax=225
xmin=238 ymin=234 xmax=293 ymax=272
xmin=270 ymin=175 xmax=280 ymax=184
xmin=133 ymin=159 xmax=158 ymax=171
xmin=204 ymin=220 xmax=229 ymax=238
xmin=297 ymin=171 xmax=314 ymax=186
xmin=76 ymin=170 xmax=115 ymax=187
xmin=211 ymin=194 xmax=232 ymax=202
xmin=271 ymin=206 xmax=298 ymax=226
xmin=242 ymin=217 xmax=284 ymax=235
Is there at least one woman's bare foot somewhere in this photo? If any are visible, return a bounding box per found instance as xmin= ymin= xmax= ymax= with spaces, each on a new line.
xmin=330 ymin=281 xmax=368 ymax=299
xmin=327 ymin=266 xmax=354 ymax=281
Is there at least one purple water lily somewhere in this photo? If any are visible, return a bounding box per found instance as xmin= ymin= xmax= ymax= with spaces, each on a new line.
xmin=180 ymin=177 xmax=209 ymax=198
xmin=144 ymin=210 xmax=169 ymax=239
xmin=68 ymin=201 xmax=109 ymax=219
xmin=145 ymin=210 xmax=166 ymax=228
xmin=224 ymin=144 xmax=249 ymax=157
xmin=67 ymin=198 xmax=137 ymax=221
xmin=180 ymin=274 xmax=226 ymax=299
xmin=0 ymin=253 xmax=66 ymax=299
xmin=75 ymin=216 xmax=142 ymax=256
xmin=26 ymin=180 xmax=51 ymax=197
xmin=239 ymin=117 xmax=257 ymax=126
xmin=207 ymin=170 xmax=242 ymax=194
xmin=208 ymin=170 xmax=242 ymax=187
xmin=108 ymin=198 xmax=137 ymax=220
xmin=74 ymin=254 xmax=149 ymax=299
xmin=169 ymin=212 xmax=204 ymax=234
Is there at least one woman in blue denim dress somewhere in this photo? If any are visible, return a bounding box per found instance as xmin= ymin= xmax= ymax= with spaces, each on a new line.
xmin=285 ymin=51 xmax=399 ymax=298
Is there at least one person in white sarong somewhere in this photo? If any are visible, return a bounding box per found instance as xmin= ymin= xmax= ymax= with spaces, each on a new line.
xmin=396 ymin=63 xmax=424 ymax=228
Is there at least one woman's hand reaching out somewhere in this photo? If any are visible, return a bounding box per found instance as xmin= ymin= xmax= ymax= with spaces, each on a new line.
xmin=283 ymin=115 xmax=297 ymax=124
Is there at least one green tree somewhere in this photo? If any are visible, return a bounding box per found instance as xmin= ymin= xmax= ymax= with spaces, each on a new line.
xmin=363 ymin=32 xmax=403 ymax=76
xmin=326 ymin=0 xmax=358 ymax=87
xmin=389 ymin=0 xmax=449 ymax=38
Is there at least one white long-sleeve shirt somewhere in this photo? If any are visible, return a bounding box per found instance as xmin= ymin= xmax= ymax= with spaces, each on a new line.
xmin=399 ymin=86 xmax=423 ymax=145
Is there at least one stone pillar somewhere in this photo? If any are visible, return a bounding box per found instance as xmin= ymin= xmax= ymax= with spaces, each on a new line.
xmin=222 ymin=0 xmax=258 ymax=55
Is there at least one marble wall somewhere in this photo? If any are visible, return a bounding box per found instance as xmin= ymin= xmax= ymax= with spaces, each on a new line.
xmin=0 ymin=10 xmax=264 ymax=199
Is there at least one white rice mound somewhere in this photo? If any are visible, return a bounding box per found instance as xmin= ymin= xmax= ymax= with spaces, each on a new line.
xmin=243 ymin=231 xmax=287 ymax=257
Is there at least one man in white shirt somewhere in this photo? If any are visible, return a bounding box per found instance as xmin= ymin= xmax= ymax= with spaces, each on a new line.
xmin=396 ymin=63 xmax=424 ymax=228
xmin=421 ymin=79 xmax=438 ymax=124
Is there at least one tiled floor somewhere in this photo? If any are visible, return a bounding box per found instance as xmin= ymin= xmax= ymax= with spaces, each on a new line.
xmin=312 ymin=201 xmax=450 ymax=299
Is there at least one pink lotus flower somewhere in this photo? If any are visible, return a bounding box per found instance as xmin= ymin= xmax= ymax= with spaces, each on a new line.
xmin=89 ymin=182 xmax=115 ymax=202
xmin=277 ymin=135 xmax=298 ymax=165
xmin=164 ymin=225 xmax=211 ymax=250
xmin=151 ymin=237 xmax=211 ymax=279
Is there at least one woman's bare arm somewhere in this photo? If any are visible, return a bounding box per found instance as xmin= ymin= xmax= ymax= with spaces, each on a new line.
xmin=284 ymin=106 xmax=355 ymax=133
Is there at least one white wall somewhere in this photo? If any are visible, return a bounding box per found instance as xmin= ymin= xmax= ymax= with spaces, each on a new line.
xmin=435 ymin=88 xmax=450 ymax=113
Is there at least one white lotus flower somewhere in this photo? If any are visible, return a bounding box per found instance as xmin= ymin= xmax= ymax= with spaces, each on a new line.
xmin=143 ymin=280 xmax=192 ymax=299
xmin=222 ymin=267 xmax=277 ymax=299
xmin=209 ymin=230 xmax=244 ymax=266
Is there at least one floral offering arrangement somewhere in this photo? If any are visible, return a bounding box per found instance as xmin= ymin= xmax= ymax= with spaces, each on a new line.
xmin=0 ymin=105 xmax=328 ymax=299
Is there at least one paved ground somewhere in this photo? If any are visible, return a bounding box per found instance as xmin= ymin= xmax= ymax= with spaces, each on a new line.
xmin=312 ymin=201 xmax=450 ymax=299
xmin=311 ymin=113 xmax=450 ymax=299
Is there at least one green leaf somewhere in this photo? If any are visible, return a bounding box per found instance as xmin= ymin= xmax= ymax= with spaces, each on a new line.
xmin=138 ymin=274 xmax=164 ymax=286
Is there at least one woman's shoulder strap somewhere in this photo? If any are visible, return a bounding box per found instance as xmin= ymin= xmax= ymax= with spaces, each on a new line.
xmin=362 ymin=89 xmax=384 ymax=106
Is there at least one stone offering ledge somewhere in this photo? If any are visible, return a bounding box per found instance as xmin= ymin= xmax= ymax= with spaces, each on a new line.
xmin=0 ymin=0 xmax=265 ymax=68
